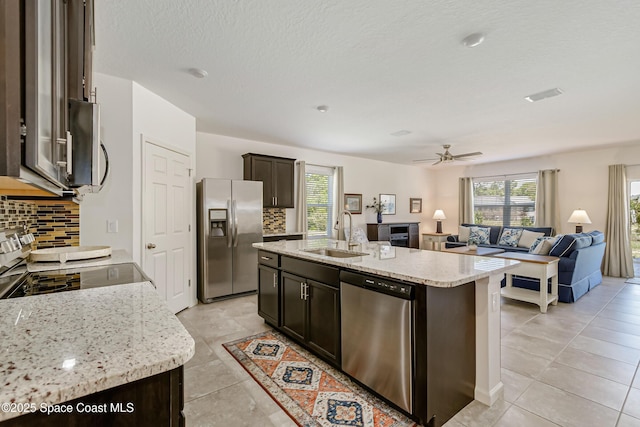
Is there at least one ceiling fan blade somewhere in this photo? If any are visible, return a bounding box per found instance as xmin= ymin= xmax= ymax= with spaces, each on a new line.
xmin=432 ymin=159 xmax=442 ymax=166
xmin=412 ymin=158 xmax=439 ymax=163
xmin=452 ymin=151 xmax=483 ymax=159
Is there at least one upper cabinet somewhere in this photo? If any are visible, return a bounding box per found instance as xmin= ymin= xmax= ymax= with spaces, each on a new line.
xmin=243 ymin=153 xmax=295 ymax=208
xmin=0 ymin=0 xmax=95 ymax=194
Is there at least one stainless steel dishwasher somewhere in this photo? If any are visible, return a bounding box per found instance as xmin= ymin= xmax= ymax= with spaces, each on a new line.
xmin=340 ymin=270 xmax=414 ymax=413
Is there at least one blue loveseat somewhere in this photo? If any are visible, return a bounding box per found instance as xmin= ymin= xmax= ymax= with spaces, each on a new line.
xmin=445 ymin=223 xmax=554 ymax=252
xmin=504 ymin=231 xmax=606 ymax=303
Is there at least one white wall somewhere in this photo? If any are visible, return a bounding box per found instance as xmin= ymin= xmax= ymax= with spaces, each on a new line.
xmin=434 ymin=142 xmax=640 ymax=235
xmin=196 ymin=132 xmax=437 ymax=237
xmin=81 ymin=73 xmax=197 ymax=306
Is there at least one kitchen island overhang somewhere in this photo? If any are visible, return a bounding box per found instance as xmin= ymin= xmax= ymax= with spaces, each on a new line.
xmin=253 ymin=239 xmax=518 ymax=426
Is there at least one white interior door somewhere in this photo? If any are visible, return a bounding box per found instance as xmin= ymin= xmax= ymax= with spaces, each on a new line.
xmin=143 ymin=139 xmax=191 ymax=313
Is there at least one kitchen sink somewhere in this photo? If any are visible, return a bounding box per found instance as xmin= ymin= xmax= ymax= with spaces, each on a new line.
xmin=303 ymin=248 xmax=368 ymax=258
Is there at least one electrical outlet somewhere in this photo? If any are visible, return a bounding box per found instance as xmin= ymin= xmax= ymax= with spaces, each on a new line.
xmin=107 ymin=220 xmax=119 ymax=233
xmin=492 ymin=292 xmax=499 ymax=312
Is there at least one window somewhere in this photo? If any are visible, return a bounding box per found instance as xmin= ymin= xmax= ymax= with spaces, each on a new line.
xmin=473 ymin=174 xmax=537 ymax=226
xmin=306 ymin=165 xmax=334 ymax=238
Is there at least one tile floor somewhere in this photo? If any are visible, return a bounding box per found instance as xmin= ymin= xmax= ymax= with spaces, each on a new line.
xmin=177 ymin=275 xmax=640 ymax=427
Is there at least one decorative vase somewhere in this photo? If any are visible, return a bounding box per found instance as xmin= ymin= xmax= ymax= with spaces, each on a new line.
xmin=377 ymin=212 xmax=383 ymax=223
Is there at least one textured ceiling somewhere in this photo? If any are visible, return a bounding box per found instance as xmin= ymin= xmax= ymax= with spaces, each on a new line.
xmin=94 ymin=0 xmax=640 ymax=166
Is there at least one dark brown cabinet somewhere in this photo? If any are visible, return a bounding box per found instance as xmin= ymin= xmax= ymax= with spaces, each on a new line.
xmin=367 ymin=222 xmax=420 ymax=248
xmin=1 ymin=0 xmax=94 ymax=189
xmin=258 ymin=250 xmax=280 ymax=326
xmin=279 ymin=256 xmax=341 ymax=365
xmin=243 ymin=153 xmax=295 ymax=208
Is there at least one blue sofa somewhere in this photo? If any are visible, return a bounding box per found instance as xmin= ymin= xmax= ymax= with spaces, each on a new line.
xmin=504 ymin=231 xmax=606 ymax=303
xmin=445 ymin=223 xmax=554 ymax=252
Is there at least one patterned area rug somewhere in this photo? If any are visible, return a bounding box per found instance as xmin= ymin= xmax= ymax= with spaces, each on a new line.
xmin=223 ymin=330 xmax=416 ymax=427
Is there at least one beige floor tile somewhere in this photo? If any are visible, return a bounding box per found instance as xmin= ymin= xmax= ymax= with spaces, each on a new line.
xmin=598 ymin=307 xmax=640 ymax=325
xmin=501 ymin=330 xmax=567 ymax=360
xmin=494 ymin=405 xmax=559 ymax=427
xmin=501 ymin=368 xmax=533 ymax=403
xmin=449 ymin=399 xmax=511 ymax=427
xmin=183 ymin=381 xmax=273 ymax=426
xmin=609 ymin=298 xmax=640 ymax=310
xmin=568 ymin=335 xmax=640 ymax=365
xmin=618 ymin=413 xmax=640 ymax=427
xmin=441 ymin=418 xmax=467 ymax=427
xmin=515 ymin=381 xmax=619 ymax=427
xmin=591 ymin=316 xmax=640 ymax=337
xmin=512 ymin=319 xmax=579 ymax=345
xmin=501 ymin=345 xmax=552 ymax=378
xmin=537 ymin=362 xmax=629 ymax=410
xmin=268 ymin=411 xmax=298 ymax=427
xmin=523 ymin=312 xmax=588 ymax=335
xmin=581 ymin=325 xmax=640 ymax=350
xmin=184 ymin=359 xmax=244 ymax=402
xmin=607 ymin=302 xmax=640 ymax=317
xmin=184 ymin=337 xmax=219 ymax=369
xmin=554 ymin=346 xmax=637 ymax=385
xmin=634 ymin=373 xmax=640 ymax=389
xmin=624 ymin=388 xmax=640 ymax=419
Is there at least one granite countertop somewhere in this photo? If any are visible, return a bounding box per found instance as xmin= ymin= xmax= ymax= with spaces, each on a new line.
xmin=253 ymin=239 xmax=519 ymax=287
xmin=0 ymin=282 xmax=194 ymax=421
xmin=26 ymin=249 xmax=132 ymax=273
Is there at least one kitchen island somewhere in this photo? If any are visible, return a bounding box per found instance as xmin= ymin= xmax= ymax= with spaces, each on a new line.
xmin=0 ymin=281 xmax=194 ymax=425
xmin=253 ymin=239 xmax=518 ymax=427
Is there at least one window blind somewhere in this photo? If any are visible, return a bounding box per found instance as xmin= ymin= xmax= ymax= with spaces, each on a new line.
xmin=305 ymin=166 xmax=334 ymax=238
xmin=472 ymin=174 xmax=537 ymax=226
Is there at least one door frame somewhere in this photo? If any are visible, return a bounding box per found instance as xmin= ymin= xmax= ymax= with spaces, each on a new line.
xmin=141 ymin=134 xmax=196 ymax=308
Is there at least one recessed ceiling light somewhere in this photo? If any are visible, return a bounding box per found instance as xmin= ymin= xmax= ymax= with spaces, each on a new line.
xmin=316 ymin=105 xmax=329 ymax=113
xmin=390 ymin=130 xmax=412 ymax=136
xmin=461 ymin=33 xmax=485 ymax=48
xmin=524 ymin=88 xmax=564 ymax=102
xmin=188 ymin=68 xmax=208 ymax=79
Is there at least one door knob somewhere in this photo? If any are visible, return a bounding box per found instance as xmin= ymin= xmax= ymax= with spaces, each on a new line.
xmin=147 ymin=243 xmax=156 ymax=249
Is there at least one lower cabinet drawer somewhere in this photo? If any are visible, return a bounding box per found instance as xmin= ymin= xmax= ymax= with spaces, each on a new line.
xmin=258 ymin=250 xmax=279 ymax=268
xmin=281 ymin=256 xmax=339 ymax=287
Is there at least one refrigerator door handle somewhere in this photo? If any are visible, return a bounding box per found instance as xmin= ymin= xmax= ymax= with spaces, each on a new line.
xmin=226 ymin=200 xmax=233 ymax=248
xmin=232 ymin=199 xmax=239 ymax=247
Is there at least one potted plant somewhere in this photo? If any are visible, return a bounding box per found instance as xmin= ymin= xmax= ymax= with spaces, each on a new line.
xmin=366 ymin=197 xmax=386 ymax=223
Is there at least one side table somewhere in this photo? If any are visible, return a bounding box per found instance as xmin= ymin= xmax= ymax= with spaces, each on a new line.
xmin=422 ymin=233 xmax=451 ymax=251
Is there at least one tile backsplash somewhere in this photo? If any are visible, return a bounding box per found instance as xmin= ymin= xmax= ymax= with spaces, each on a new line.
xmin=263 ymin=208 xmax=286 ymax=234
xmin=0 ymin=199 xmax=79 ymax=249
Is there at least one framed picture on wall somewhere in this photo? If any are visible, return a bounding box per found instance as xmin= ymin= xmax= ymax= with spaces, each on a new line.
xmin=410 ymin=198 xmax=422 ymax=213
xmin=380 ymin=194 xmax=396 ymax=215
xmin=344 ymin=193 xmax=362 ymax=214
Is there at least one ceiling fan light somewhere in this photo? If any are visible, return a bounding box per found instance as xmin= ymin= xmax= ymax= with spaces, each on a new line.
xmin=461 ymin=33 xmax=485 ymax=48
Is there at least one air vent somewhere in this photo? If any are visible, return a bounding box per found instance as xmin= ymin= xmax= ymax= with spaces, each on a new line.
xmin=525 ymin=88 xmax=564 ymax=102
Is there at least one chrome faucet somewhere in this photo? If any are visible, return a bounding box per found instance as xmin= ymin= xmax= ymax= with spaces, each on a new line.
xmin=338 ymin=209 xmax=355 ymax=248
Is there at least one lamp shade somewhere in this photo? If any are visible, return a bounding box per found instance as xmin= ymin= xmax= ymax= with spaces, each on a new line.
xmin=432 ymin=210 xmax=446 ymax=220
xmin=568 ymin=209 xmax=592 ymax=224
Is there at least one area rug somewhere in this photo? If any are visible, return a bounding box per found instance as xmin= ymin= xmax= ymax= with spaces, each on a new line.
xmin=223 ymin=330 xmax=416 ymax=427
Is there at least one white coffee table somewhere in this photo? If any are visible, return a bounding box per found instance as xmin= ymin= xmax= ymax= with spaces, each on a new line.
xmin=493 ymin=252 xmax=559 ymax=313
xmin=422 ymin=233 xmax=451 ymax=251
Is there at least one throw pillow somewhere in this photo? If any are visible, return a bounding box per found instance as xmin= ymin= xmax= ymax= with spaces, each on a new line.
xmin=469 ymin=226 xmax=490 ymax=245
xmin=549 ymin=234 xmax=577 ymax=257
xmin=529 ymin=236 xmax=557 ymax=255
xmin=458 ymin=226 xmax=471 ymax=243
xmin=498 ymin=228 xmax=523 ymax=247
xmin=518 ymin=230 xmax=545 ymax=248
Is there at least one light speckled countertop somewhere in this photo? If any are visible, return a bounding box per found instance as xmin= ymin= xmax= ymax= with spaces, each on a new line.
xmin=254 ymin=239 xmax=519 ymax=287
xmin=0 ymin=282 xmax=194 ymax=421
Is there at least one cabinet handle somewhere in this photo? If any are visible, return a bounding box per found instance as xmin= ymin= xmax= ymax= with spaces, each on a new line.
xmin=273 ymin=273 xmax=277 ymax=288
xmin=260 ymin=256 xmax=272 ymax=261
xmin=300 ymin=282 xmax=304 ymax=299
xmin=304 ymin=283 xmax=309 ymax=300
xmin=275 ymin=196 xmax=278 ymax=206
xmin=272 ymin=196 xmax=276 ymax=206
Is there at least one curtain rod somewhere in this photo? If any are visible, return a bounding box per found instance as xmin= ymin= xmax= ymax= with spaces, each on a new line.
xmin=470 ymin=169 xmax=560 ymax=180
xmin=296 ymin=161 xmax=336 ymax=169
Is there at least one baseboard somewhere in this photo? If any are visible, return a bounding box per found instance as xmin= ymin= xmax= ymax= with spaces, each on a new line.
xmin=474 ymin=381 xmax=504 ymax=406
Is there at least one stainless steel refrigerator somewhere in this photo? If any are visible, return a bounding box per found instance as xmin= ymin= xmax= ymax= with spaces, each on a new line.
xmin=196 ymin=178 xmax=263 ymax=302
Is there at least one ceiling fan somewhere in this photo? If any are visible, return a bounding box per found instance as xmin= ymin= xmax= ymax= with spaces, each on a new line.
xmin=412 ymin=144 xmax=483 ymax=165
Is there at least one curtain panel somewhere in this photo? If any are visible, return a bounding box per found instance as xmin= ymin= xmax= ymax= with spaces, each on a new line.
xmin=534 ymin=169 xmax=560 ymax=233
xmin=458 ymin=177 xmax=474 ymax=224
xmin=295 ymin=161 xmax=308 ymax=239
xmin=603 ymin=164 xmax=634 ymax=277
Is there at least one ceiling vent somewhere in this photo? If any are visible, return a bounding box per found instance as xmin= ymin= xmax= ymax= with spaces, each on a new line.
xmin=524 ymin=88 xmax=564 ymax=102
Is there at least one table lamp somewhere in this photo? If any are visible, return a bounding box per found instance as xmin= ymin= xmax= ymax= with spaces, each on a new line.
xmin=433 ymin=210 xmax=446 ymax=234
xmin=568 ymin=209 xmax=591 ymax=233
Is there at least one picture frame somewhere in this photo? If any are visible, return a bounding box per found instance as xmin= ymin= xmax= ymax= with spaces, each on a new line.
xmin=379 ymin=193 xmax=396 ymax=215
xmin=410 ymin=198 xmax=422 ymax=213
xmin=344 ymin=193 xmax=362 ymax=214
